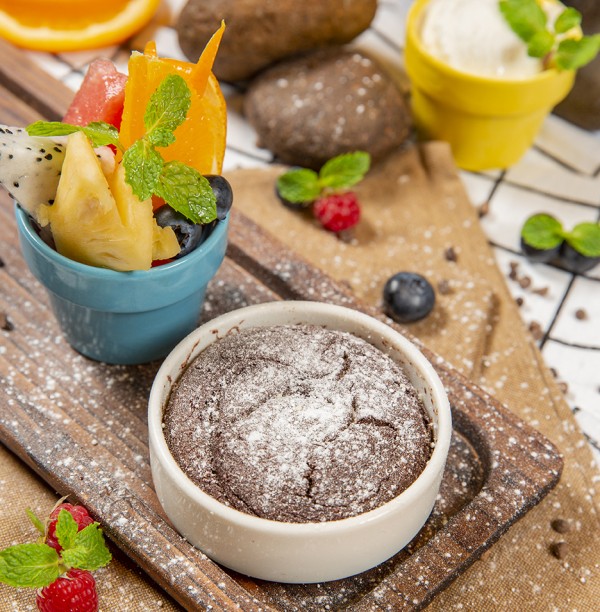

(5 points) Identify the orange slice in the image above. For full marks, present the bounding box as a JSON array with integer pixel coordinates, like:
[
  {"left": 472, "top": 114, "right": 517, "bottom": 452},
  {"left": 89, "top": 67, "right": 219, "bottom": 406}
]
[
  {"left": 0, "top": 0, "right": 160, "bottom": 52},
  {"left": 120, "top": 23, "right": 227, "bottom": 175}
]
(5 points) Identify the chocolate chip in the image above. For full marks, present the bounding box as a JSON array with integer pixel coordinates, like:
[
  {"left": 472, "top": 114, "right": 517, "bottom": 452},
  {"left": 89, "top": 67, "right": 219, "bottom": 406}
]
[
  {"left": 437, "top": 279, "right": 452, "bottom": 295},
  {"left": 516, "top": 297, "right": 524, "bottom": 307},
  {"left": 0, "top": 312, "right": 13, "bottom": 331},
  {"left": 518, "top": 276, "right": 532, "bottom": 289},
  {"left": 558, "top": 381, "right": 569, "bottom": 394},
  {"left": 550, "top": 541, "right": 568, "bottom": 560},
  {"left": 444, "top": 246, "right": 458, "bottom": 262},
  {"left": 551, "top": 519, "right": 571, "bottom": 534},
  {"left": 575, "top": 308, "right": 587, "bottom": 320},
  {"left": 550, "top": 367, "right": 559, "bottom": 378},
  {"left": 0, "top": 256, "right": 4, "bottom": 268},
  {"left": 528, "top": 320, "right": 543, "bottom": 340},
  {"left": 532, "top": 286, "right": 549, "bottom": 297}
]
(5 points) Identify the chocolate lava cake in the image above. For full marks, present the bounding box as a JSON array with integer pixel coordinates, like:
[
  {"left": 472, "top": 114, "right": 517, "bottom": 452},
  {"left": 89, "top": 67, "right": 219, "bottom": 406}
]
[{"left": 163, "top": 325, "right": 433, "bottom": 523}]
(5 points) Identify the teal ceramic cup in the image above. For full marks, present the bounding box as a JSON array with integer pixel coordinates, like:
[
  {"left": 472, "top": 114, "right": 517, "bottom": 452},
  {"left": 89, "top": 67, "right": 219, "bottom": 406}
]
[{"left": 15, "top": 204, "right": 229, "bottom": 365}]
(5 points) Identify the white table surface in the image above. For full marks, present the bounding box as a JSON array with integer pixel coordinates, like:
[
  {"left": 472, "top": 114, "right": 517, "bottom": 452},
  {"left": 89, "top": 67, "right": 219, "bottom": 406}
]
[{"left": 21, "top": 0, "right": 600, "bottom": 467}]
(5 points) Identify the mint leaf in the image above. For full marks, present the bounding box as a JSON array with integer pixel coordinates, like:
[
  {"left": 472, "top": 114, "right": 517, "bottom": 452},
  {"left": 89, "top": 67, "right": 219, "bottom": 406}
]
[
  {"left": 276, "top": 168, "right": 320, "bottom": 204},
  {"left": 555, "top": 7, "right": 581, "bottom": 34},
  {"left": 527, "top": 30, "right": 554, "bottom": 58},
  {"left": 0, "top": 543, "right": 60, "bottom": 588},
  {"left": 147, "top": 127, "right": 176, "bottom": 148},
  {"left": 144, "top": 74, "right": 190, "bottom": 142},
  {"left": 123, "top": 139, "right": 164, "bottom": 201},
  {"left": 156, "top": 161, "right": 217, "bottom": 224},
  {"left": 319, "top": 151, "right": 371, "bottom": 191},
  {"left": 27, "top": 121, "right": 122, "bottom": 150},
  {"left": 555, "top": 35, "right": 600, "bottom": 71},
  {"left": 27, "top": 121, "right": 80, "bottom": 138},
  {"left": 55, "top": 509, "right": 79, "bottom": 552},
  {"left": 276, "top": 151, "right": 371, "bottom": 204},
  {"left": 521, "top": 213, "right": 564, "bottom": 250},
  {"left": 81, "top": 122, "right": 122, "bottom": 150},
  {"left": 565, "top": 222, "right": 600, "bottom": 257},
  {"left": 26, "top": 509, "right": 45, "bottom": 536},
  {"left": 499, "top": 0, "right": 547, "bottom": 42},
  {"left": 61, "top": 524, "right": 112, "bottom": 572}
]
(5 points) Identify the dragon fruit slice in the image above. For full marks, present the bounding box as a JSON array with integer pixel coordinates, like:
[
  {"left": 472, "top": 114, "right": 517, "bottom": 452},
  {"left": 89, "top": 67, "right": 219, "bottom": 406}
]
[
  {"left": 0, "top": 125, "right": 65, "bottom": 220},
  {"left": 0, "top": 124, "right": 115, "bottom": 222}
]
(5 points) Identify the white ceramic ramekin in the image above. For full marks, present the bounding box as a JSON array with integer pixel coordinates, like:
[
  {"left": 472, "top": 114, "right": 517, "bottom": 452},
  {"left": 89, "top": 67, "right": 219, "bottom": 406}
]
[{"left": 148, "top": 301, "right": 451, "bottom": 583}]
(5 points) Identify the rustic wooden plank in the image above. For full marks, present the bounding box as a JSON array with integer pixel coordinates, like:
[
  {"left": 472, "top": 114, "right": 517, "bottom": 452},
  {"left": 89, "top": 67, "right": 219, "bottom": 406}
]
[
  {"left": 0, "top": 45, "right": 563, "bottom": 611},
  {"left": 0, "top": 39, "right": 74, "bottom": 121},
  {"left": 0, "top": 82, "right": 44, "bottom": 127}
]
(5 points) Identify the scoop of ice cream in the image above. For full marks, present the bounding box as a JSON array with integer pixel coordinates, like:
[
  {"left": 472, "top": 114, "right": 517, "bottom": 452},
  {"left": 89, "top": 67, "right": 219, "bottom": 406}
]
[{"left": 420, "top": 0, "right": 561, "bottom": 79}]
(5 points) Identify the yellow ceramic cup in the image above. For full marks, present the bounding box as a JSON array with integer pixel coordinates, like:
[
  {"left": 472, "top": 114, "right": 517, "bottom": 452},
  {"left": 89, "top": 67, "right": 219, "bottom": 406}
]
[{"left": 404, "top": 0, "right": 575, "bottom": 171}]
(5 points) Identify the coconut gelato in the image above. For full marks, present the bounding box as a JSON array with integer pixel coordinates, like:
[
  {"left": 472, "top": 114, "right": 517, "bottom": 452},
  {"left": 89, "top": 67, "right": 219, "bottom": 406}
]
[{"left": 420, "top": 0, "right": 563, "bottom": 79}]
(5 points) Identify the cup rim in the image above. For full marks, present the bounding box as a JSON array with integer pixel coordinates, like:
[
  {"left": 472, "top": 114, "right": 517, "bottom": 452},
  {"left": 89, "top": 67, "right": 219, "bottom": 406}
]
[
  {"left": 406, "top": 0, "right": 573, "bottom": 87},
  {"left": 148, "top": 300, "right": 452, "bottom": 535},
  {"left": 15, "top": 202, "right": 229, "bottom": 279}
]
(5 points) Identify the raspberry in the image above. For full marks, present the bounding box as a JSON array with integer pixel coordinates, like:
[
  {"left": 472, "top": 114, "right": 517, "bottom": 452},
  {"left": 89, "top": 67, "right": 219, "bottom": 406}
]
[
  {"left": 313, "top": 192, "right": 361, "bottom": 232},
  {"left": 36, "top": 569, "right": 98, "bottom": 612},
  {"left": 46, "top": 504, "right": 94, "bottom": 552}
]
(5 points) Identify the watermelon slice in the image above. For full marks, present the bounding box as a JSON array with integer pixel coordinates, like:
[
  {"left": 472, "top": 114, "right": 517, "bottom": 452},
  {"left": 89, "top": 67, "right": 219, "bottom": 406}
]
[{"left": 63, "top": 59, "right": 127, "bottom": 129}]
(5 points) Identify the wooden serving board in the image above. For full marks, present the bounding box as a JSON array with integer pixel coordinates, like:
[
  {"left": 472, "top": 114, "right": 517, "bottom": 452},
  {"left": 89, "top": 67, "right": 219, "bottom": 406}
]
[{"left": 0, "top": 43, "right": 563, "bottom": 610}]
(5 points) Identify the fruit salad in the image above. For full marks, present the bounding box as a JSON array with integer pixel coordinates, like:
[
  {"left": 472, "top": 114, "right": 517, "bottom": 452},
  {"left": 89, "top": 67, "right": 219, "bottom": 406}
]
[{"left": 0, "top": 23, "right": 232, "bottom": 272}]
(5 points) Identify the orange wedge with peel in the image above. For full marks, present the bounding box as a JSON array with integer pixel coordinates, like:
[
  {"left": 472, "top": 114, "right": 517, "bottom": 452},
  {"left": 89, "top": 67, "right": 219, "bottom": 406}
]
[
  {"left": 119, "top": 22, "right": 227, "bottom": 176},
  {"left": 0, "top": 0, "right": 160, "bottom": 52}
]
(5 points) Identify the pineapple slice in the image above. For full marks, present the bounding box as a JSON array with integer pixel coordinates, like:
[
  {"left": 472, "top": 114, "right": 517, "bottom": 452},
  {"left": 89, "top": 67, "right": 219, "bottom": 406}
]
[
  {"left": 41, "top": 131, "right": 178, "bottom": 271},
  {"left": 152, "top": 223, "right": 181, "bottom": 261}
]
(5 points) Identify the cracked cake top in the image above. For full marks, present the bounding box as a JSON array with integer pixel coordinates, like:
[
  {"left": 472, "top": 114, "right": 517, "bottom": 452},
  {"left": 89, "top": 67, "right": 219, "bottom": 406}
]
[{"left": 163, "top": 324, "right": 433, "bottom": 523}]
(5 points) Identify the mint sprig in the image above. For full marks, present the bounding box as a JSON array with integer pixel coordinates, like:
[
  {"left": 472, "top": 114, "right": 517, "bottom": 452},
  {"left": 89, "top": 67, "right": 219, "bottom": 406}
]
[
  {"left": 521, "top": 213, "right": 600, "bottom": 257},
  {"left": 0, "top": 507, "right": 112, "bottom": 589},
  {"left": 499, "top": 0, "right": 600, "bottom": 71},
  {"left": 276, "top": 151, "right": 371, "bottom": 205},
  {"left": 26, "top": 74, "right": 216, "bottom": 225}
]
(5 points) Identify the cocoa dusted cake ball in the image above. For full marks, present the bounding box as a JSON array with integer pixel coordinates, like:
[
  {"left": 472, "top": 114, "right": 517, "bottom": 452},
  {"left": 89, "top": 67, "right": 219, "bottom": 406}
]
[
  {"left": 244, "top": 48, "right": 412, "bottom": 170},
  {"left": 176, "top": 0, "right": 377, "bottom": 82},
  {"left": 163, "top": 325, "right": 433, "bottom": 523}
]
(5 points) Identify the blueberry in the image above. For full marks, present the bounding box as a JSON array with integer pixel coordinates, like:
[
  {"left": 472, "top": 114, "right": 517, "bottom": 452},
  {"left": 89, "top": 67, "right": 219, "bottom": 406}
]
[
  {"left": 383, "top": 272, "right": 435, "bottom": 323},
  {"left": 205, "top": 175, "right": 233, "bottom": 220},
  {"left": 558, "top": 242, "right": 600, "bottom": 274},
  {"left": 154, "top": 206, "right": 204, "bottom": 258},
  {"left": 520, "top": 237, "right": 562, "bottom": 263}
]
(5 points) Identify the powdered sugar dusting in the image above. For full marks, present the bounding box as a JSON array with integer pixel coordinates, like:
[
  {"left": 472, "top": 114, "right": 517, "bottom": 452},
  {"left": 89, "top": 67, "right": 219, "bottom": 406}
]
[{"left": 164, "top": 325, "right": 432, "bottom": 522}]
